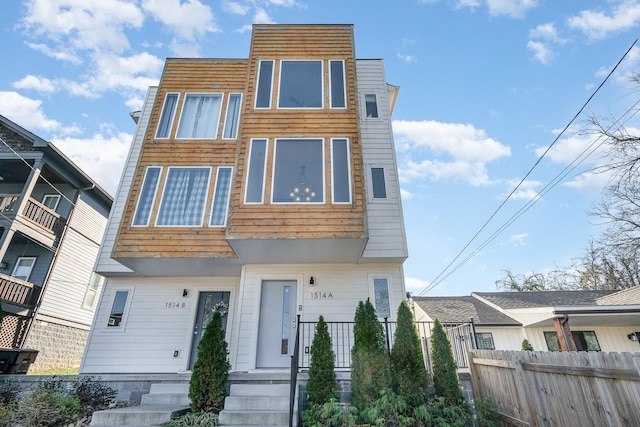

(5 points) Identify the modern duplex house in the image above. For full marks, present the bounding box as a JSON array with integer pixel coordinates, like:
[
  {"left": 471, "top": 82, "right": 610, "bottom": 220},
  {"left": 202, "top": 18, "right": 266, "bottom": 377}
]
[
  {"left": 81, "top": 24, "right": 407, "bottom": 385},
  {"left": 0, "top": 114, "right": 112, "bottom": 372}
]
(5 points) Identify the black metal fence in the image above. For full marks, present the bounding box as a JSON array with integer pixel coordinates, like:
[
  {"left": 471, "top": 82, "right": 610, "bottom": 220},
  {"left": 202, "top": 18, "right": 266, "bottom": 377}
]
[{"left": 297, "top": 319, "right": 476, "bottom": 372}]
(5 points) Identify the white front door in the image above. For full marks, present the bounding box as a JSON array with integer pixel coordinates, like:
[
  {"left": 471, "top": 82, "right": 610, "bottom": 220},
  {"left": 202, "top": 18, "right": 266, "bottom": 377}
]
[{"left": 256, "top": 280, "right": 297, "bottom": 368}]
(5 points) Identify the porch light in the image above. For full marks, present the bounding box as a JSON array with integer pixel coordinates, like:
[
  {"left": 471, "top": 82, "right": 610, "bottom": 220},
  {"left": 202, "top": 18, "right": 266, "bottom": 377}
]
[
  {"left": 289, "top": 166, "right": 316, "bottom": 202},
  {"left": 628, "top": 332, "right": 640, "bottom": 341},
  {"left": 309, "top": 276, "right": 315, "bottom": 285}
]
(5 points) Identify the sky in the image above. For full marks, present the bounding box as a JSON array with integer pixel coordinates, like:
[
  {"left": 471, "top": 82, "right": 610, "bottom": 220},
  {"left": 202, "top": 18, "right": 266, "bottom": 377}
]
[{"left": 2, "top": 0, "right": 640, "bottom": 297}]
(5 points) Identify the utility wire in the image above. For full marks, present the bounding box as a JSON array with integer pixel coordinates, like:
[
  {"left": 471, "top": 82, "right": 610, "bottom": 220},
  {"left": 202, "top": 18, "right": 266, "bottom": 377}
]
[{"left": 418, "top": 39, "right": 638, "bottom": 296}]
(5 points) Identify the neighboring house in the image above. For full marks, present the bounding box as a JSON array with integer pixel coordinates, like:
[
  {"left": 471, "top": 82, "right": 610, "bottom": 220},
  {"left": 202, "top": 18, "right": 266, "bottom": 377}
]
[
  {"left": 413, "top": 288, "right": 640, "bottom": 353},
  {"left": 81, "top": 24, "right": 408, "bottom": 375},
  {"left": 0, "top": 114, "right": 113, "bottom": 372}
]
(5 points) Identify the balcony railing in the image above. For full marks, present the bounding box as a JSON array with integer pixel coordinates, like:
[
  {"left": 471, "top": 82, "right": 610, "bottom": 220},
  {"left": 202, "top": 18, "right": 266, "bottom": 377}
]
[
  {"left": 0, "top": 194, "right": 19, "bottom": 213},
  {"left": 21, "top": 198, "right": 63, "bottom": 234},
  {"left": 0, "top": 273, "right": 37, "bottom": 307}
]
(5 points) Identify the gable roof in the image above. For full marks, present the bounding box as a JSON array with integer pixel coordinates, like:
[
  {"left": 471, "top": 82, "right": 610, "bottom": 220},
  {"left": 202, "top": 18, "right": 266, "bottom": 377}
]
[
  {"left": 412, "top": 296, "right": 521, "bottom": 326},
  {"left": 596, "top": 286, "right": 640, "bottom": 306},
  {"left": 473, "top": 290, "right": 616, "bottom": 309}
]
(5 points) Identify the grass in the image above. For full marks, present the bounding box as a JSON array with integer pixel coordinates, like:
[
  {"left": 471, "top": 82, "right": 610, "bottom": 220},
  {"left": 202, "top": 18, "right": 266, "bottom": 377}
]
[{"left": 27, "top": 367, "right": 79, "bottom": 376}]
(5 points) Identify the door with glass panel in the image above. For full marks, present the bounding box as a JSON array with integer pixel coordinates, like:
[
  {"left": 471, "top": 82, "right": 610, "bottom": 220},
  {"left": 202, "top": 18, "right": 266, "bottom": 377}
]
[
  {"left": 189, "top": 291, "right": 230, "bottom": 370},
  {"left": 256, "top": 280, "right": 297, "bottom": 368}
]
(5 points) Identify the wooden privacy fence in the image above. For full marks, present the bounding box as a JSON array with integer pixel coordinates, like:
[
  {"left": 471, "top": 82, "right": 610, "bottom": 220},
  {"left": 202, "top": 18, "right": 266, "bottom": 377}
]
[{"left": 469, "top": 350, "right": 640, "bottom": 427}]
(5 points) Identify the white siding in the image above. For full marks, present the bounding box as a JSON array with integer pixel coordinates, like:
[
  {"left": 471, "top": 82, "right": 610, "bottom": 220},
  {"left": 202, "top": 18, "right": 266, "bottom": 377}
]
[
  {"left": 526, "top": 325, "right": 640, "bottom": 353},
  {"left": 476, "top": 327, "right": 525, "bottom": 351},
  {"left": 37, "top": 196, "right": 108, "bottom": 326},
  {"left": 356, "top": 60, "right": 408, "bottom": 260},
  {"left": 94, "top": 87, "right": 158, "bottom": 275},
  {"left": 81, "top": 276, "right": 240, "bottom": 374}
]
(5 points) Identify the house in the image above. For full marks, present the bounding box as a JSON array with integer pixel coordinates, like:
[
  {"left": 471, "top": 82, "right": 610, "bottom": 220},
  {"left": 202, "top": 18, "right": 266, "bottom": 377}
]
[
  {"left": 0, "top": 114, "right": 113, "bottom": 372},
  {"left": 413, "top": 288, "right": 640, "bottom": 353},
  {"left": 81, "top": 24, "right": 407, "bottom": 381}
]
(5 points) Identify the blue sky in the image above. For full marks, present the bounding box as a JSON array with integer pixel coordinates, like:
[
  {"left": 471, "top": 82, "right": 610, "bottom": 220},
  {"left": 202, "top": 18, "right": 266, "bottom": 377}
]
[{"left": 2, "top": 0, "right": 640, "bottom": 296}]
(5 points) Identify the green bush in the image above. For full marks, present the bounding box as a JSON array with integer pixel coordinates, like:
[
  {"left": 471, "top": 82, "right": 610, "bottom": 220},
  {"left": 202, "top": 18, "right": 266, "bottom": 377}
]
[
  {"left": 418, "top": 396, "right": 471, "bottom": 426},
  {"left": 522, "top": 338, "right": 534, "bottom": 351},
  {"left": 475, "top": 395, "right": 500, "bottom": 427},
  {"left": 72, "top": 376, "right": 117, "bottom": 414},
  {"left": 13, "top": 387, "right": 81, "bottom": 427},
  {"left": 161, "top": 411, "right": 219, "bottom": 426},
  {"left": 358, "top": 389, "right": 415, "bottom": 427},
  {"left": 306, "top": 315, "right": 338, "bottom": 405},
  {"left": 301, "top": 400, "right": 359, "bottom": 427},
  {"left": 0, "top": 380, "right": 20, "bottom": 405},
  {"left": 350, "top": 299, "right": 391, "bottom": 410},
  {"left": 390, "top": 300, "right": 431, "bottom": 406},
  {"left": 189, "top": 310, "right": 230, "bottom": 413},
  {"left": 430, "top": 319, "right": 464, "bottom": 406}
]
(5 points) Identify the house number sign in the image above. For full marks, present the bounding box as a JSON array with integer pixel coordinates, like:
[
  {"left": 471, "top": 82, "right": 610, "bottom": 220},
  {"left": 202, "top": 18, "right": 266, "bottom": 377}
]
[
  {"left": 164, "top": 301, "right": 187, "bottom": 308},
  {"left": 310, "top": 291, "right": 334, "bottom": 299}
]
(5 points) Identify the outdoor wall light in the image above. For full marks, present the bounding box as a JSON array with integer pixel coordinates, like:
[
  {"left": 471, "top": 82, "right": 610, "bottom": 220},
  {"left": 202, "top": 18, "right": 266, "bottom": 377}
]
[
  {"left": 182, "top": 289, "right": 189, "bottom": 297},
  {"left": 627, "top": 332, "right": 640, "bottom": 341},
  {"left": 309, "top": 276, "right": 315, "bottom": 286}
]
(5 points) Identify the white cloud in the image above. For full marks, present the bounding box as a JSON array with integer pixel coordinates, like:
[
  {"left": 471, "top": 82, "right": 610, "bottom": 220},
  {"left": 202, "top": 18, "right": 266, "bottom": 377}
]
[
  {"left": 405, "top": 277, "right": 430, "bottom": 296},
  {"left": 224, "top": 1, "right": 251, "bottom": 15},
  {"left": 401, "top": 158, "right": 492, "bottom": 186},
  {"left": 486, "top": 0, "right": 538, "bottom": 18},
  {"left": 501, "top": 179, "right": 542, "bottom": 200},
  {"left": 142, "top": 0, "right": 220, "bottom": 41},
  {"left": 534, "top": 131, "right": 605, "bottom": 165},
  {"left": 455, "top": 0, "right": 480, "bottom": 10},
  {"left": 564, "top": 170, "right": 612, "bottom": 194},
  {"left": 529, "top": 23, "right": 563, "bottom": 42},
  {"left": 0, "top": 91, "right": 61, "bottom": 133},
  {"left": 527, "top": 40, "right": 554, "bottom": 64},
  {"left": 254, "top": 8, "right": 275, "bottom": 24},
  {"left": 397, "top": 53, "right": 417, "bottom": 63},
  {"left": 507, "top": 233, "right": 528, "bottom": 246},
  {"left": 25, "top": 42, "right": 81, "bottom": 64},
  {"left": 13, "top": 75, "right": 57, "bottom": 93},
  {"left": 568, "top": 1, "right": 640, "bottom": 40}
]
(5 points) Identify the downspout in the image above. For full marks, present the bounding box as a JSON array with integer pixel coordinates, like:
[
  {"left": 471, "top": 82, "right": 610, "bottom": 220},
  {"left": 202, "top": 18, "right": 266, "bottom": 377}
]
[{"left": 560, "top": 314, "right": 573, "bottom": 351}]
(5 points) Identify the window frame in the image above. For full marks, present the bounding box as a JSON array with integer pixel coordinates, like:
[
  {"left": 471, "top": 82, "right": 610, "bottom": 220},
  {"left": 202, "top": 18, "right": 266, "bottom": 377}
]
[
  {"left": 370, "top": 166, "right": 388, "bottom": 200},
  {"left": 364, "top": 93, "right": 379, "bottom": 119},
  {"left": 369, "top": 275, "right": 392, "bottom": 319},
  {"left": 155, "top": 92, "right": 180, "bottom": 139},
  {"left": 222, "top": 93, "right": 242, "bottom": 139},
  {"left": 106, "top": 288, "right": 133, "bottom": 331},
  {"left": 544, "top": 331, "right": 562, "bottom": 351},
  {"left": 277, "top": 60, "right": 324, "bottom": 110},
  {"left": 175, "top": 93, "right": 223, "bottom": 140},
  {"left": 82, "top": 272, "right": 103, "bottom": 310},
  {"left": 12, "top": 256, "right": 37, "bottom": 282},
  {"left": 255, "top": 60, "right": 274, "bottom": 109},
  {"left": 475, "top": 332, "right": 495, "bottom": 350},
  {"left": 572, "top": 330, "right": 601, "bottom": 352},
  {"left": 42, "top": 194, "right": 61, "bottom": 211},
  {"left": 331, "top": 138, "right": 352, "bottom": 204},
  {"left": 132, "top": 166, "right": 162, "bottom": 227},
  {"left": 209, "top": 166, "right": 233, "bottom": 227},
  {"left": 271, "top": 138, "right": 325, "bottom": 204},
  {"left": 244, "top": 139, "right": 268, "bottom": 204},
  {"left": 155, "top": 166, "right": 212, "bottom": 227},
  {"left": 329, "top": 60, "right": 347, "bottom": 109}
]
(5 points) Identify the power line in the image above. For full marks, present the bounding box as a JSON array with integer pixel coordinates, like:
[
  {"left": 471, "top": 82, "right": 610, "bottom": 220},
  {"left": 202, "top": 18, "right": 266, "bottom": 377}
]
[{"left": 418, "top": 39, "right": 638, "bottom": 296}]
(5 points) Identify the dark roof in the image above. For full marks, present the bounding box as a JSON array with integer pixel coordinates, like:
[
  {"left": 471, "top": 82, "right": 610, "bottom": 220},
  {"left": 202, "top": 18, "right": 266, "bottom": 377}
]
[
  {"left": 473, "top": 290, "right": 617, "bottom": 309},
  {"left": 412, "top": 296, "right": 521, "bottom": 326}
]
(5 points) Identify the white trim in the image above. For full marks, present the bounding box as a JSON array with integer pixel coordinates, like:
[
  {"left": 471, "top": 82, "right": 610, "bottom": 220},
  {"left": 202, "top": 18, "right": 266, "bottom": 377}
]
[
  {"left": 222, "top": 93, "right": 243, "bottom": 139},
  {"left": 155, "top": 92, "right": 180, "bottom": 139},
  {"left": 244, "top": 139, "right": 268, "bottom": 204},
  {"left": 329, "top": 60, "right": 347, "bottom": 109},
  {"left": 12, "top": 256, "right": 37, "bottom": 282},
  {"left": 368, "top": 274, "right": 393, "bottom": 320},
  {"left": 277, "top": 60, "right": 324, "bottom": 110},
  {"left": 271, "top": 138, "right": 325, "bottom": 204},
  {"left": 131, "top": 166, "right": 162, "bottom": 227},
  {"left": 105, "top": 287, "right": 134, "bottom": 333},
  {"left": 82, "top": 272, "right": 104, "bottom": 310},
  {"left": 330, "top": 138, "right": 352, "bottom": 204},
  {"left": 41, "top": 194, "right": 61, "bottom": 211},
  {"left": 154, "top": 166, "right": 212, "bottom": 227},
  {"left": 368, "top": 165, "right": 389, "bottom": 202},
  {"left": 363, "top": 93, "right": 380, "bottom": 119},
  {"left": 255, "top": 60, "right": 274, "bottom": 109},
  {"left": 209, "top": 166, "right": 233, "bottom": 227},
  {"left": 175, "top": 93, "right": 224, "bottom": 140}
]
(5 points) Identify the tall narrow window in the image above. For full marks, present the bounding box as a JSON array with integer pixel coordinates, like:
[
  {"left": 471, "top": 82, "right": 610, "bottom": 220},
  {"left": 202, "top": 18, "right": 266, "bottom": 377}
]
[
  {"left": 245, "top": 139, "right": 267, "bottom": 203},
  {"left": 108, "top": 290, "right": 129, "bottom": 327},
  {"left": 156, "top": 167, "right": 211, "bottom": 226},
  {"left": 176, "top": 94, "right": 222, "bottom": 139},
  {"left": 330, "top": 60, "right": 346, "bottom": 108},
  {"left": 278, "top": 60, "right": 323, "bottom": 108},
  {"left": 82, "top": 273, "right": 102, "bottom": 309},
  {"left": 331, "top": 138, "right": 351, "bottom": 203},
  {"left": 223, "top": 93, "right": 242, "bottom": 139},
  {"left": 42, "top": 194, "right": 61, "bottom": 211},
  {"left": 281, "top": 286, "right": 291, "bottom": 354},
  {"left": 132, "top": 166, "right": 162, "bottom": 226},
  {"left": 210, "top": 167, "right": 232, "bottom": 227},
  {"left": 272, "top": 139, "right": 324, "bottom": 203},
  {"left": 365, "top": 94, "right": 379, "bottom": 118},
  {"left": 255, "top": 60, "right": 274, "bottom": 108},
  {"left": 373, "top": 278, "right": 390, "bottom": 318},
  {"left": 12, "top": 257, "right": 36, "bottom": 282},
  {"left": 371, "top": 167, "right": 387, "bottom": 199},
  {"left": 156, "top": 93, "right": 179, "bottom": 138}
]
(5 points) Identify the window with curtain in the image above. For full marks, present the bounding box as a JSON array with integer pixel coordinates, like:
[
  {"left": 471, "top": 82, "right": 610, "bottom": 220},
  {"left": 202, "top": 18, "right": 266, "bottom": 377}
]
[
  {"left": 278, "top": 60, "right": 323, "bottom": 108},
  {"left": 331, "top": 138, "right": 351, "bottom": 203},
  {"left": 245, "top": 139, "right": 267, "bottom": 203},
  {"left": 156, "top": 93, "right": 179, "bottom": 138},
  {"left": 210, "top": 167, "right": 232, "bottom": 227},
  {"left": 330, "top": 60, "right": 346, "bottom": 108},
  {"left": 156, "top": 167, "right": 211, "bottom": 226},
  {"left": 176, "top": 94, "right": 222, "bottom": 139},
  {"left": 132, "top": 166, "right": 162, "bottom": 226},
  {"left": 223, "top": 93, "right": 242, "bottom": 139}
]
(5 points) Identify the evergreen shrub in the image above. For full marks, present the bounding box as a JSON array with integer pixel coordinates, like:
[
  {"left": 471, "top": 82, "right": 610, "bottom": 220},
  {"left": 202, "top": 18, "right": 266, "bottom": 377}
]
[{"left": 306, "top": 315, "right": 338, "bottom": 405}]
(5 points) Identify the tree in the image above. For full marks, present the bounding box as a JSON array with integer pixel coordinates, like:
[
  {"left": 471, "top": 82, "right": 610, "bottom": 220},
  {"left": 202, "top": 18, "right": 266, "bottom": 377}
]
[
  {"left": 189, "top": 310, "right": 230, "bottom": 413},
  {"left": 430, "top": 319, "right": 464, "bottom": 405},
  {"left": 350, "top": 299, "right": 391, "bottom": 410},
  {"left": 390, "top": 300, "right": 430, "bottom": 406},
  {"left": 306, "top": 315, "right": 338, "bottom": 405},
  {"left": 521, "top": 339, "right": 534, "bottom": 351}
]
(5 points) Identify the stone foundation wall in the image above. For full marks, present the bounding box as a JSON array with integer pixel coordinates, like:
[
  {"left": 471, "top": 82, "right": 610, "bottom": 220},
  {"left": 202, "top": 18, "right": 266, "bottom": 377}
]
[{"left": 22, "top": 319, "right": 89, "bottom": 372}]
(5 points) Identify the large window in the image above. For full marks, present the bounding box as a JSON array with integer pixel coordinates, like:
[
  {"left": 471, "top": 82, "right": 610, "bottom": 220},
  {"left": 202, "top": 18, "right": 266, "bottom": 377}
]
[
  {"left": 371, "top": 167, "right": 387, "bottom": 199},
  {"left": 223, "top": 93, "right": 242, "bottom": 139},
  {"left": 176, "top": 94, "right": 222, "bottom": 139},
  {"left": 475, "top": 332, "right": 495, "bottom": 350},
  {"left": 245, "top": 139, "right": 267, "bottom": 203},
  {"left": 278, "top": 60, "right": 323, "bottom": 109},
  {"left": 272, "top": 139, "right": 324, "bottom": 203},
  {"left": 132, "top": 166, "right": 162, "bottom": 226},
  {"left": 12, "top": 257, "right": 36, "bottom": 282},
  {"left": 330, "top": 60, "right": 346, "bottom": 108},
  {"left": 255, "top": 60, "right": 274, "bottom": 108},
  {"left": 372, "top": 277, "right": 391, "bottom": 318},
  {"left": 210, "top": 167, "right": 232, "bottom": 227},
  {"left": 156, "top": 93, "right": 179, "bottom": 138},
  {"left": 156, "top": 167, "right": 211, "bottom": 226},
  {"left": 331, "top": 138, "right": 351, "bottom": 203},
  {"left": 544, "top": 330, "right": 601, "bottom": 352}
]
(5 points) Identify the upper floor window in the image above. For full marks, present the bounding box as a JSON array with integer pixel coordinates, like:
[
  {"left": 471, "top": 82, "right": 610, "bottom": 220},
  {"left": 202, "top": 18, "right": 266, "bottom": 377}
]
[
  {"left": 223, "top": 93, "right": 242, "bottom": 139},
  {"left": 255, "top": 60, "right": 274, "bottom": 109},
  {"left": 12, "top": 257, "right": 36, "bottom": 282},
  {"left": 245, "top": 139, "right": 268, "bottom": 204},
  {"left": 371, "top": 167, "right": 387, "bottom": 199},
  {"left": 365, "top": 94, "right": 379, "bottom": 118},
  {"left": 156, "top": 93, "right": 179, "bottom": 138},
  {"left": 210, "top": 167, "right": 233, "bottom": 227},
  {"left": 330, "top": 60, "right": 346, "bottom": 109},
  {"left": 156, "top": 167, "right": 211, "bottom": 226},
  {"left": 272, "top": 139, "right": 324, "bottom": 203},
  {"left": 42, "top": 194, "right": 61, "bottom": 211},
  {"left": 132, "top": 167, "right": 162, "bottom": 226},
  {"left": 331, "top": 138, "right": 351, "bottom": 203},
  {"left": 176, "top": 94, "right": 222, "bottom": 139},
  {"left": 278, "top": 60, "right": 323, "bottom": 109},
  {"left": 82, "top": 273, "right": 102, "bottom": 310}
]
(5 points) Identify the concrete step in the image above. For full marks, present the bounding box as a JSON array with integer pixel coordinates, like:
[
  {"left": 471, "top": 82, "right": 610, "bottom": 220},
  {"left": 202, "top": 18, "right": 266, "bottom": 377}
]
[
  {"left": 229, "top": 383, "right": 289, "bottom": 397},
  {"left": 90, "top": 405, "right": 189, "bottom": 426},
  {"left": 224, "top": 395, "right": 289, "bottom": 410},
  {"left": 149, "top": 382, "right": 190, "bottom": 394},
  {"left": 218, "top": 409, "right": 288, "bottom": 425}
]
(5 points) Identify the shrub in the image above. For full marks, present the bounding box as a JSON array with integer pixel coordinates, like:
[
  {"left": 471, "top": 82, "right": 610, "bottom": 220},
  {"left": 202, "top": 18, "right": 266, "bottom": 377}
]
[
  {"left": 161, "top": 411, "right": 219, "bottom": 426},
  {"left": 522, "top": 338, "right": 534, "bottom": 351},
  {"left": 417, "top": 396, "right": 471, "bottom": 427},
  {"left": 306, "top": 315, "right": 338, "bottom": 405},
  {"left": 301, "top": 400, "right": 359, "bottom": 427},
  {"left": 13, "top": 387, "right": 81, "bottom": 427},
  {"left": 0, "top": 380, "right": 20, "bottom": 405},
  {"left": 430, "top": 319, "right": 464, "bottom": 405},
  {"left": 390, "top": 300, "right": 431, "bottom": 406},
  {"left": 474, "top": 395, "right": 500, "bottom": 427},
  {"left": 72, "top": 376, "right": 117, "bottom": 414},
  {"left": 358, "top": 389, "right": 415, "bottom": 427},
  {"left": 350, "top": 299, "right": 391, "bottom": 410},
  {"left": 189, "top": 310, "right": 230, "bottom": 413}
]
